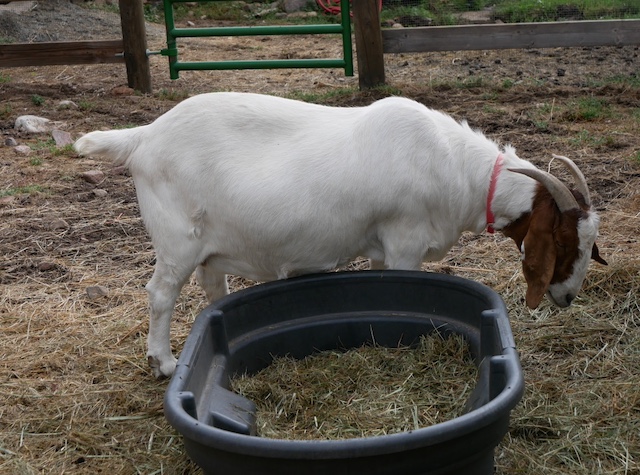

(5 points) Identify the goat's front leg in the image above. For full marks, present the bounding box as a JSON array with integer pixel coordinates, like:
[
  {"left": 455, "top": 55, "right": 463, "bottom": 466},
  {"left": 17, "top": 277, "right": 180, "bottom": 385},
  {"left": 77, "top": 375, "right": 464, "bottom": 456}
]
[{"left": 145, "top": 262, "right": 191, "bottom": 378}]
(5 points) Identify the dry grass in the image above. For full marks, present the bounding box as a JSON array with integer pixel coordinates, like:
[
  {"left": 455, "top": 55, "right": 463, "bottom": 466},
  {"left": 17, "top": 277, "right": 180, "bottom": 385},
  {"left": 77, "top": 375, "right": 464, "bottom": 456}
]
[
  {"left": 231, "top": 334, "right": 476, "bottom": 440},
  {"left": 1, "top": 39, "right": 640, "bottom": 475}
]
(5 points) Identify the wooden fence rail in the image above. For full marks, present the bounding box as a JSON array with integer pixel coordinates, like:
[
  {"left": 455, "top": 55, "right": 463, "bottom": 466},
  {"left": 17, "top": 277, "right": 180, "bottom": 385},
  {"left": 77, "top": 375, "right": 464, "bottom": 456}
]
[
  {"left": 0, "top": 40, "right": 125, "bottom": 67},
  {"left": 1, "top": 0, "right": 638, "bottom": 92},
  {"left": 0, "top": 0, "right": 151, "bottom": 93},
  {"left": 354, "top": 3, "right": 640, "bottom": 89},
  {"left": 383, "top": 19, "right": 640, "bottom": 53}
]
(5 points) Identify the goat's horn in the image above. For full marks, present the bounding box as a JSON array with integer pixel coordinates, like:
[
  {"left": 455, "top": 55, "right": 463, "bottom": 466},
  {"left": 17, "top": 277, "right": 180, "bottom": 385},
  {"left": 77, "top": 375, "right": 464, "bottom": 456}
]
[
  {"left": 508, "top": 167, "right": 579, "bottom": 212},
  {"left": 552, "top": 154, "right": 591, "bottom": 206}
]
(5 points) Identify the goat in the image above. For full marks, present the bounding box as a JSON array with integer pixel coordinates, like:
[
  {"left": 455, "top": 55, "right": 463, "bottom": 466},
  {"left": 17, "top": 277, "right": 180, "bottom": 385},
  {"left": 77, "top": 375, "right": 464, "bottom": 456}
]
[{"left": 74, "top": 92, "right": 606, "bottom": 378}]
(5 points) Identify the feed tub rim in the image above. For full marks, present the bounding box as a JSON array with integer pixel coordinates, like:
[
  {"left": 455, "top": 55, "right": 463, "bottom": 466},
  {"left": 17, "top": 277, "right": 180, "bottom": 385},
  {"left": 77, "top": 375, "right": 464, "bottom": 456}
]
[{"left": 164, "top": 270, "right": 524, "bottom": 459}]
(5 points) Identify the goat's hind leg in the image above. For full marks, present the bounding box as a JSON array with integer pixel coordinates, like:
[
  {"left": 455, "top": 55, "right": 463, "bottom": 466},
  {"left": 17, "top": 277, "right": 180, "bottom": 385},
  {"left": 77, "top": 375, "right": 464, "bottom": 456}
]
[{"left": 145, "top": 259, "right": 193, "bottom": 378}]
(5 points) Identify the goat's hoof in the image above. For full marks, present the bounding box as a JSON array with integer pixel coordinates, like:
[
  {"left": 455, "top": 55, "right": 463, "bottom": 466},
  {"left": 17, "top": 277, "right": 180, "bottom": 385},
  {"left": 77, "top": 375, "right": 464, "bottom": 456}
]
[{"left": 147, "top": 354, "right": 177, "bottom": 379}]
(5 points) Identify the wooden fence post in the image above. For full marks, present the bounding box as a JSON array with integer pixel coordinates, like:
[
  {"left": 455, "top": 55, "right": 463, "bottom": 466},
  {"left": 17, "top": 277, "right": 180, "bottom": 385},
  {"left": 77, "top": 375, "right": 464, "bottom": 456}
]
[
  {"left": 119, "top": 0, "right": 152, "bottom": 93},
  {"left": 352, "top": 0, "right": 385, "bottom": 89}
]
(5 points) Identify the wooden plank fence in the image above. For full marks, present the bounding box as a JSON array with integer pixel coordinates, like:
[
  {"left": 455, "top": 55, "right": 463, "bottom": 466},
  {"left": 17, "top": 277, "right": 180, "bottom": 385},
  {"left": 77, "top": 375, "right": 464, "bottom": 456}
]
[
  {"left": 1, "top": 0, "right": 638, "bottom": 92},
  {"left": 354, "top": 4, "right": 640, "bottom": 89},
  {"left": 0, "top": 0, "right": 151, "bottom": 93},
  {"left": 383, "top": 19, "right": 640, "bottom": 53}
]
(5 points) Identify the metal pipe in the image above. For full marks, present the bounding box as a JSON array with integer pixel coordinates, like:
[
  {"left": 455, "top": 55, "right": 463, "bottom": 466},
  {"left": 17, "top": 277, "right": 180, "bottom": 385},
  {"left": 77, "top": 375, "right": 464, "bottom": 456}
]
[{"left": 162, "top": 0, "right": 353, "bottom": 79}]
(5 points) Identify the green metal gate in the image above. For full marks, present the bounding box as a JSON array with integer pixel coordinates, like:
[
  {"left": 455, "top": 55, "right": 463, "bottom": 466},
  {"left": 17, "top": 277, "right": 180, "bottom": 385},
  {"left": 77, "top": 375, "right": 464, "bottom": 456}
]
[{"left": 161, "top": 0, "right": 353, "bottom": 79}]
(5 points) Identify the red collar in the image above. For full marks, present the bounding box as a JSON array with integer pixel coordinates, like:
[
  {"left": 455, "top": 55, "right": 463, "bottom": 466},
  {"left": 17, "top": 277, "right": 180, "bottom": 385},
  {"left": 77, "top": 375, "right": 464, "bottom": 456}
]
[{"left": 486, "top": 153, "right": 504, "bottom": 234}]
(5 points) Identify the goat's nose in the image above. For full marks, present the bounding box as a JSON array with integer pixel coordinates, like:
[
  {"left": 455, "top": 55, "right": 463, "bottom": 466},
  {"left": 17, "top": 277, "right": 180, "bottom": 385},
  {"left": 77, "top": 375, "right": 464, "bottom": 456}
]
[{"left": 565, "top": 294, "right": 575, "bottom": 306}]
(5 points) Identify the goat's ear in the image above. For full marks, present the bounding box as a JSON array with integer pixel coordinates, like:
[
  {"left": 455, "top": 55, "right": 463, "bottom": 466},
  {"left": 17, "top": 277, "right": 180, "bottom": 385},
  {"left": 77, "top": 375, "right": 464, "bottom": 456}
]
[
  {"left": 521, "top": 211, "right": 557, "bottom": 309},
  {"left": 592, "top": 242, "right": 608, "bottom": 265}
]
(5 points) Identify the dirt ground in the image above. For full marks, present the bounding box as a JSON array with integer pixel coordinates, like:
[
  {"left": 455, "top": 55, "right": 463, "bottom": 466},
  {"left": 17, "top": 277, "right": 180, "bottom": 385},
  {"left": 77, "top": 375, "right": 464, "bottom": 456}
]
[{"left": 1, "top": 1, "right": 640, "bottom": 474}]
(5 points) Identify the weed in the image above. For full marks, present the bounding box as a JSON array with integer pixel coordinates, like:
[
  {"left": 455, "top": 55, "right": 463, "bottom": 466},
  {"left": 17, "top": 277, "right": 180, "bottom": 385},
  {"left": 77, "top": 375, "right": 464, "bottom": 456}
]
[
  {"left": 171, "top": 1, "right": 250, "bottom": 23},
  {"left": 78, "top": 100, "right": 95, "bottom": 111},
  {"left": 29, "top": 157, "right": 43, "bottom": 166},
  {"left": 501, "top": 79, "right": 515, "bottom": 90},
  {"left": 0, "top": 73, "right": 10, "bottom": 84},
  {"left": 533, "top": 119, "right": 549, "bottom": 131},
  {"left": 458, "top": 76, "right": 485, "bottom": 89},
  {"left": 0, "top": 185, "right": 46, "bottom": 198},
  {"left": 494, "top": 0, "right": 640, "bottom": 23},
  {"left": 569, "top": 130, "right": 617, "bottom": 149},
  {"left": 30, "top": 94, "right": 45, "bottom": 106},
  {"left": 0, "top": 103, "right": 12, "bottom": 119},
  {"left": 32, "top": 138, "right": 56, "bottom": 151},
  {"left": 482, "top": 104, "right": 503, "bottom": 115},
  {"left": 285, "top": 87, "right": 360, "bottom": 104},
  {"left": 156, "top": 88, "right": 191, "bottom": 101},
  {"left": 51, "top": 144, "right": 75, "bottom": 157},
  {"left": 481, "top": 91, "right": 499, "bottom": 101},
  {"left": 565, "top": 97, "right": 611, "bottom": 121}
]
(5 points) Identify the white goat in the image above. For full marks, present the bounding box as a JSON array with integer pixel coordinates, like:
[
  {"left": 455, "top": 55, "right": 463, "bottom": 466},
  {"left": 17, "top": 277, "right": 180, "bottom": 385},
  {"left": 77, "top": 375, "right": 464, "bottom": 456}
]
[{"left": 74, "top": 92, "right": 606, "bottom": 378}]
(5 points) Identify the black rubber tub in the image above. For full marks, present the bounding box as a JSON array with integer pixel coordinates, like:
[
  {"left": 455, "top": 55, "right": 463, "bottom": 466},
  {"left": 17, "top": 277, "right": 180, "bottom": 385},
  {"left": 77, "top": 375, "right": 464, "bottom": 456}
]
[{"left": 164, "top": 270, "right": 524, "bottom": 475}]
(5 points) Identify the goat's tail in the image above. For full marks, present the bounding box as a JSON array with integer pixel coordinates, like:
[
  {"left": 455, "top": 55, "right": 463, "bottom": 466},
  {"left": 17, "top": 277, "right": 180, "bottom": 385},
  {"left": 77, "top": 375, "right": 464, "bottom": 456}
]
[{"left": 74, "top": 128, "right": 143, "bottom": 167}]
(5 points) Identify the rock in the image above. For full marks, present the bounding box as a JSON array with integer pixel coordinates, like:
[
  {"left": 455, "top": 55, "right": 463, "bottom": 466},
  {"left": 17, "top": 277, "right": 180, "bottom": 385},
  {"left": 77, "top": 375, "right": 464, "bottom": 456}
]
[
  {"left": 5, "top": 137, "right": 18, "bottom": 146},
  {"left": 49, "top": 218, "right": 70, "bottom": 230},
  {"left": 80, "top": 170, "right": 105, "bottom": 184},
  {"left": 283, "top": 0, "right": 314, "bottom": 13},
  {"left": 86, "top": 285, "right": 109, "bottom": 299},
  {"left": 92, "top": 189, "right": 108, "bottom": 198},
  {"left": 15, "top": 115, "right": 51, "bottom": 133},
  {"left": 0, "top": 195, "right": 16, "bottom": 206},
  {"left": 58, "top": 100, "right": 78, "bottom": 109},
  {"left": 14, "top": 145, "right": 32, "bottom": 156},
  {"left": 38, "top": 262, "right": 57, "bottom": 271},
  {"left": 52, "top": 129, "right": 74, "bottom": 147},
  {"left": 111, "top": 86, "right": 135, "bottom": 96},
  {"left": 111, "top": 165, "right": 129, "bottom": 176},
  {"left": 455, "top": 7, "right": 494, "bottom": 24},
  {"left": 286, "top": 11, "right": 317, "bottom": 18},
  {"left": 254, "top": 6, "right": 279, "bottom": 17}
]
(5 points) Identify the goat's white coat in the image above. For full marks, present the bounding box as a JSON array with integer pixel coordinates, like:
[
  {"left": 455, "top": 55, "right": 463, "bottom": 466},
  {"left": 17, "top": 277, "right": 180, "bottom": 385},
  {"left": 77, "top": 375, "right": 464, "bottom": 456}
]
[{"left": 74, "top": 92, "right": 596, "bottom": 377}]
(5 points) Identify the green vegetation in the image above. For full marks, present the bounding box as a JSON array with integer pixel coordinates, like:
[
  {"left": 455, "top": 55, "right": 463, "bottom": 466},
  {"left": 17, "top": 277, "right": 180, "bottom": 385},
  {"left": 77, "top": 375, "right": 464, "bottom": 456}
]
[
  {"left": 91, "top": 0, "right": 640, "bottom": 28},
  {"left": 172, "top": 1, "right": 249, "bottom": 23},
  {"left": 30, "top": 94, "right": 45, "bottom": 106},
  {"left": 77, "top": 100, "right": 97, "bottom": 111},
  {"left": 566, "top": 97, "right": 612, "bottom": 121},
  {"left": 0, "top": 185, "right": 46, "bottom": 198},
  {"left": 286, "top": 86, "right": 359, "bottom": 104},
  {"left": 494, "top": 0, "right": 640, "bottom": 23},
  {"left": 0, "top": 103, "right": 12, "bottom": 119},
  {"left": 31, "top": 139, "right": 74, "bottom": 157},
  {"left": 156, "top": 88, "right": 191, "bottom": 101},
  {"left": 51, "top": 144, "right": 76, "bottom": 157},
  {"left": 570, "top": 129, "right": 616, "bottom": 148},
  {"left": 379, "top": 0, "right": 640, "bottom": 25}
]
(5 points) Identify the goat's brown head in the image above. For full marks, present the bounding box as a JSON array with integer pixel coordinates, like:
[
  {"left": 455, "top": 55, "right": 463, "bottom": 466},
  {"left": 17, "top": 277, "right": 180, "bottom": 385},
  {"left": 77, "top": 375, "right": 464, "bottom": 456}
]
[{"left": 506, "top": 155, "right": 607, "bottom": 309}]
